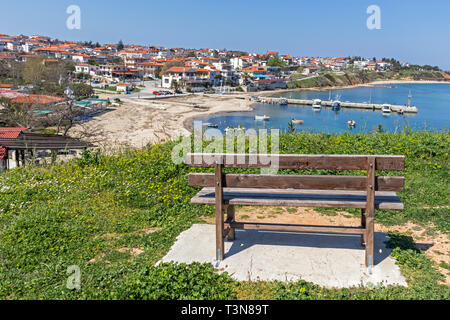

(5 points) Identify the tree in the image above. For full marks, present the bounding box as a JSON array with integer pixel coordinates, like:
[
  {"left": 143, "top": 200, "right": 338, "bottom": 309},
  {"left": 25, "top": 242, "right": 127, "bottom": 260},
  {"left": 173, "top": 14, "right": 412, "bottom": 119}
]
[
  {"left": 22, "top": 57, "right": 46, "bottom": 85},
  {"left": 267, "top": 57, "right": 286, "bottom": 68},
  {"left": 117, "top": 40, "right": 124, "bottom": 51},
  {"left": 0, "top": 97, "right": 37, "bottom": 127},
  {"left": 69, "top": 83, "right": 94, "bottom": 99}
]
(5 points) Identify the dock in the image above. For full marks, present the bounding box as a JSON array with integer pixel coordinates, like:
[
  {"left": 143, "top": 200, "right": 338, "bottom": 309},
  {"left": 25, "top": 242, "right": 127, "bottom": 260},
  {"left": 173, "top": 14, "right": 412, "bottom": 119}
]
[{"left": 257, "top": 97, "right": 418, "bottom": 113}]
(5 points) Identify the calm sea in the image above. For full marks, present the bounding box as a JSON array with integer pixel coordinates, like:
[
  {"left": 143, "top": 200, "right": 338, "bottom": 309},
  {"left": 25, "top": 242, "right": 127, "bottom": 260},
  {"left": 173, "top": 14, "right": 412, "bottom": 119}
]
[{"left": 194, "top": 83, "right": 449, "bottom": 134}]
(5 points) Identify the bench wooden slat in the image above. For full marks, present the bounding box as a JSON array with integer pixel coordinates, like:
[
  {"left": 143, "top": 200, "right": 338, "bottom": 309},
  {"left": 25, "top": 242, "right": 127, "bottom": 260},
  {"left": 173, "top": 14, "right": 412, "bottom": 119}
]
[
  {"left": 191, "top": 187, "right": 404, "bottom": 210},
  {"left": 224, "top": 221, "right": 365, "bottom": 234},
  {"left": 189, "top": 173, "right": 404, "bottom": 191},
  {"left": 186, "top": 154, "right": 405, "bottom": 171}
]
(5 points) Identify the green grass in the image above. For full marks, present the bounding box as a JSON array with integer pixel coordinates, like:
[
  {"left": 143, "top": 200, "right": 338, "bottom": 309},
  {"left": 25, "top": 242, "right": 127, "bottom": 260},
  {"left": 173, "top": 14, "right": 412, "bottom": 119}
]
[{"left": 0, "top": 131, "right": 448, "bottom": 299}]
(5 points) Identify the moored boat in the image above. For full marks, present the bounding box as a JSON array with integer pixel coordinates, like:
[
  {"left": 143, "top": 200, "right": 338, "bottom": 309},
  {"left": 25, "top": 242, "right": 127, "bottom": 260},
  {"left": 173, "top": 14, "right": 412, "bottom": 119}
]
[
  {"left": 382, "top": 104, "right": 392, "bottom": 114},
  {"left": 312, "top": 99, "right": 322, "bottom": 111},
  {"left": 255, "top": 115, "right": 270, "bottom": 121},
  {"left": 291, "top": 119, "right": 304, "bottom": 125},
  {"left": 332, "top": 101, "right": 341, "bottom": 111}
]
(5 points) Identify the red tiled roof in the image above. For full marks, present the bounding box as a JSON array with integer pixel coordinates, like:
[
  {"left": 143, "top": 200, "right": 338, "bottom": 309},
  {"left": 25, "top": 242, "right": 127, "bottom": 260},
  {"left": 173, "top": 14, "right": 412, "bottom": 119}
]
[
  {"left": 11, "top": 95, "right": 65, "bottom": 104},
  {"left": 0, "top": 128, "right": 28, "bottom": 152}
]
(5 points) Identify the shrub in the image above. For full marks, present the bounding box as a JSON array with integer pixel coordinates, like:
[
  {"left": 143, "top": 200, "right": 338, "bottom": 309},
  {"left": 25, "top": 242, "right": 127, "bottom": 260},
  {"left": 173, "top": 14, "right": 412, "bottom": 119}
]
[{"left": 114, "top": 262, "right": 236, "bottom": 300}]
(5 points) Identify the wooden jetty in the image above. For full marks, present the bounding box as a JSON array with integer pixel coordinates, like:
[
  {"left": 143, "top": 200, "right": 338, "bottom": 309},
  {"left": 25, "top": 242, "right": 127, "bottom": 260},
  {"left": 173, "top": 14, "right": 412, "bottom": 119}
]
[{"left": 257, "top": 97, "right": 418, "bottom": 113}]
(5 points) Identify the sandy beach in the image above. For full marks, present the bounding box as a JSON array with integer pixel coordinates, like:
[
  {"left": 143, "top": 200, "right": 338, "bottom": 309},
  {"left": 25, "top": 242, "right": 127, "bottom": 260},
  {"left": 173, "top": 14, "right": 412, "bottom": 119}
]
[{"left": 70, "top": 93, "right": 254, "bottom": 150}]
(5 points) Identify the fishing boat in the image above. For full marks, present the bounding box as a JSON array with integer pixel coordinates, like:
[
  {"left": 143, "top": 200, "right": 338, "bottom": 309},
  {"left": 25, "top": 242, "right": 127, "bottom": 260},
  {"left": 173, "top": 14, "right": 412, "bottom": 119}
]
[
  {"left": 382, "top": 104, "right": 392, "bottom": 114},
  {"left": 312, "top": 99, "right": 322, "bottom": 111},
  {"left": 291, "top": 119, "right": 304, "bottom": 125},
  {"left": 332, "top": 101, "right": 341, "bottom": 111},
  {"left": 280, "top": 99, "right": 288, "bottom": 105},
  {"left": 255, "top": 115, "right": 270, "bottom": 121}
]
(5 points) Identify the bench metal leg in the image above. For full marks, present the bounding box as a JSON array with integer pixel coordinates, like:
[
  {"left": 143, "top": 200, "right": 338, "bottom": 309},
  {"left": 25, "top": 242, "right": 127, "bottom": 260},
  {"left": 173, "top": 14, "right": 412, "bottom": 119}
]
[
  {"left": 361, "top": 209, "right": 366, "bottom": 247},
  {"left": 227, "top": 205, "right": 236, "bottom": 241}
]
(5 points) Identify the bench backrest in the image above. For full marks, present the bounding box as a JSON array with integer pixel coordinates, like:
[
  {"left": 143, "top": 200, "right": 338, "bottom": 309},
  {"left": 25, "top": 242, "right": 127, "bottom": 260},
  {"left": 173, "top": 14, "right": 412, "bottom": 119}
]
[{"left": 187, "top": 153, "right": 405, "bottom": 192}]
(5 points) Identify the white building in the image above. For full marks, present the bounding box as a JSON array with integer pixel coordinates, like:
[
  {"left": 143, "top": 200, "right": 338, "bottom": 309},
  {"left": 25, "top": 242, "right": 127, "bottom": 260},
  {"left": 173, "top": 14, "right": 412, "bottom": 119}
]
[{"left": 75, "top": 64, "right": 99, "bottom": 76}]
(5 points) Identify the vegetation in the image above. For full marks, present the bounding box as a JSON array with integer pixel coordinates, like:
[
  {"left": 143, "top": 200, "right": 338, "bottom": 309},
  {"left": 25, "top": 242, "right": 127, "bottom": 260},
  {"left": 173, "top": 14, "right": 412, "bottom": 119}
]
[
  {"left": 0, "top": 131, "right": 448, "bottom": 299},
  {"left": 267, "top": 57, "right": 286, "bottom": 68},
  {"left": 287, "top": 69, "right": 448, "bottom": 89}
]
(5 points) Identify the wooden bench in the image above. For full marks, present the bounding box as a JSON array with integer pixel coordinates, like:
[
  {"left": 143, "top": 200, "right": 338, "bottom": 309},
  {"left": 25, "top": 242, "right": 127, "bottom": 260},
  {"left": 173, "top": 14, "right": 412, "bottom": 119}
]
[{"left": 187, "top": 153, "right": 405, "bottom": 268}]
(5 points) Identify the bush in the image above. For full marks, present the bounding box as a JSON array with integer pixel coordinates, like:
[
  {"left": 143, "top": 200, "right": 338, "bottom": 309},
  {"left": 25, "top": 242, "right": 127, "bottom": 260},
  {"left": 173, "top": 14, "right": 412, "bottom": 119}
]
[{"left": 114, "top": 262, "right": 236, "bottom": 300}]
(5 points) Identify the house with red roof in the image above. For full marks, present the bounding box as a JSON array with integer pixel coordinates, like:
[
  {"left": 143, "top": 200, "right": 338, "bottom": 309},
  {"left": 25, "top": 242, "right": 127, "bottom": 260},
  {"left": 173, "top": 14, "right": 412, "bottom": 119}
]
[{"left": 0, "top": 127, "right": 28, "bottom": 170}]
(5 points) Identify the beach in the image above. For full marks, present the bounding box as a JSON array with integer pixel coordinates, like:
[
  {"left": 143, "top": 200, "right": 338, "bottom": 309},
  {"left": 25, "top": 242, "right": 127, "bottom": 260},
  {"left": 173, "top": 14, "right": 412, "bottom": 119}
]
[{"left": 70, "top": 93, "right": 254, "bottom": 150}]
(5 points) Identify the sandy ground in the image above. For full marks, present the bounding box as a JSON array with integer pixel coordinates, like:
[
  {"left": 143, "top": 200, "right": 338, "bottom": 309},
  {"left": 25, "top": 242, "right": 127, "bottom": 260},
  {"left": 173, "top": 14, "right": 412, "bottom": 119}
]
[{"left": 201, "top": 207, "right": 450, "bottom": 285}]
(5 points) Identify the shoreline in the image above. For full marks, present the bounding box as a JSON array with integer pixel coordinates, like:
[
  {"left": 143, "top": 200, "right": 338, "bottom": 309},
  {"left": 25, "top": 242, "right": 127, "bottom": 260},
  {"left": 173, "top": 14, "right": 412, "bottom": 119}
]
[{"left": 75, "top": 79, "right": 448, "bottom": 149}]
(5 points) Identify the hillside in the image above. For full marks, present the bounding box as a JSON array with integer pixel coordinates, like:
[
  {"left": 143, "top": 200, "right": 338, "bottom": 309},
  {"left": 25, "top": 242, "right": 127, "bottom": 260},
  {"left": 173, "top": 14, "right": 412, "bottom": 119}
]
[
  {"left": 0, "top": 131, "right": 449, "bottom": 299},
  {"left": 287, "top": 70, "right": 450, "bottom": 89}
]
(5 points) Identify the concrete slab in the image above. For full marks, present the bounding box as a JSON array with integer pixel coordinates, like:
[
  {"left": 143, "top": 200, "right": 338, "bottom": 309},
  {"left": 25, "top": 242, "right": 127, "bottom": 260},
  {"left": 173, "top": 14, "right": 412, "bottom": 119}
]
[{"left": 159, "top": 224, "right": 407, "bottom": 288}]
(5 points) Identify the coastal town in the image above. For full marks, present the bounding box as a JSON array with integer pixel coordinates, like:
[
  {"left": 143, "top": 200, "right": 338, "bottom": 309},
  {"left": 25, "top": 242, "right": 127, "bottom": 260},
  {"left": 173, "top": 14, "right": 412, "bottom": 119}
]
[{"left": 0, "top": 33, "right": 420, "bottom": 94}]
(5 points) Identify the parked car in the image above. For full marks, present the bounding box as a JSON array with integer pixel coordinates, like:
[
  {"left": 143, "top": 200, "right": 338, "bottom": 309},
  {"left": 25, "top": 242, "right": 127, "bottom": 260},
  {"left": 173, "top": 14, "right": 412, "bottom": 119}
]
[
  {"left": 175, "top": 90, "right": 183, "bottom": 94},
  {"left": 153, "top": 91, "right": 162, "bottom": 95},
  {"left": 92, "top": 81, "right": 100, "bottom": 84}
]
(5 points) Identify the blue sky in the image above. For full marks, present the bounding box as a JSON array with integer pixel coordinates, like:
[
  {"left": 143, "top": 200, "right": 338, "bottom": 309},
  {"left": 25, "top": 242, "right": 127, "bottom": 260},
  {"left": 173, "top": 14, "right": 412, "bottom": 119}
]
[{"left": 1, "top": 0, "right": 449, "bottom": 70}]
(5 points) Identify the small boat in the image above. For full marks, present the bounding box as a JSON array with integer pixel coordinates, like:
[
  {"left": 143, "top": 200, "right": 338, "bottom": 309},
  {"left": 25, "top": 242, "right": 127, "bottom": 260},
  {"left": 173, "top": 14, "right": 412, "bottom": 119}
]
[
  {"left": 397, "top": 107, "right": 405, "bottom": 115},
  {"left": 347, "top": 120, "right": 357, "bottom": 128},
  {"left": 291, "top": 119, "right": 304, "bottom": 125},
  {"left": 255, "top": 115, "right": 270, "bottom": 121},
  {"left": 332, "top": 101, "right": 341, "bottom": 111},
  {"left": 382, "top": 104, "right": 392, "bottom": 114},
  {"left": 312, "top": 99, "right": 322, "bottom": 111},
  {"left": 280, "top": 99, "right": 288, "bottom": 105},
  {"left": 206, "top": 123, "right": 218, "bottom": 128}
]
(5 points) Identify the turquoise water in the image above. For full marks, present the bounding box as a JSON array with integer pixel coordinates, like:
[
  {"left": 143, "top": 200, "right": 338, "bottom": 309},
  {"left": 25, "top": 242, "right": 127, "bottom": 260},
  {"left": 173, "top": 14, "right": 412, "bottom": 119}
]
[{"left": 195, "top": 83, "right": 449, "bottom": 134}]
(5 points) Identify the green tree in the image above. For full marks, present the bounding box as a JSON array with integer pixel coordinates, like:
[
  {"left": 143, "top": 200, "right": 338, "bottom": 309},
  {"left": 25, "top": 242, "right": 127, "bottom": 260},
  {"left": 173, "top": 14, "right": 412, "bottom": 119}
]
[
  {"left": 22, "top": 57, "right": 46, "bottom": 85},
  {"left": 117, "top": 40, "right": 124, "bottom": 51},
  {"left": 267, "top": 57, "right": 286, "bottom": 68}
]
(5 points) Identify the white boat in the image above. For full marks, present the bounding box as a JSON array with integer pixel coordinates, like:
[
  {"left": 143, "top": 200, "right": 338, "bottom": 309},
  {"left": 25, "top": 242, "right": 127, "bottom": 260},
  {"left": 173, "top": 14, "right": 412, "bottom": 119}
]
[
  {"left": 332, "top": 101, "right": 341, "bottom": 111},
  {"left": 255, "top": 115, "right": 270, "bottom": 121},
  {"left": 291, "top": 119, "right": 304, "bottom": 125},
  {"left": 280, "top": 99, "right": 288, "bottom": 105},
  {"left": 382, "top": 104, "right": 392, "bottom": 113},
  {"left": 312, "top": 99, "right": 322, "bottom": 111}
]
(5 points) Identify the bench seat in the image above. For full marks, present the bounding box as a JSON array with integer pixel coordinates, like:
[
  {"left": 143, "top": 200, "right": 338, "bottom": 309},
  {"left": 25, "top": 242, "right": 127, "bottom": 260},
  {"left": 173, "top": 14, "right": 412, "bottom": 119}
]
[{"left": 191, "top": 187, "right": 404, "bottom": 210}]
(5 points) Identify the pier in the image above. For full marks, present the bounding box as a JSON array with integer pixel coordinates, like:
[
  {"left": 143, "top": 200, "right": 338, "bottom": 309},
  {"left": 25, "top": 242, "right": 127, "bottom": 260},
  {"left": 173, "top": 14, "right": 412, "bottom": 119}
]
[{"left": 256, "top": 97, "right": 419, "bottom": 113}]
